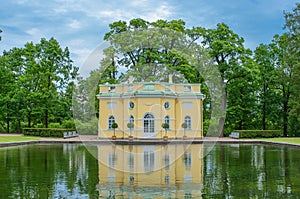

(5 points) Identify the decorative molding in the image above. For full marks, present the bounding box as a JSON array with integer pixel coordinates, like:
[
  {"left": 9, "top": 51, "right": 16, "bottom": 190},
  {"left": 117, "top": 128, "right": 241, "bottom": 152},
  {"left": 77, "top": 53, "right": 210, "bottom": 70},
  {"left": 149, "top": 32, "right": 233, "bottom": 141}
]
[{"left": 143, "top": 103, "right": 154, "bottom": 106}]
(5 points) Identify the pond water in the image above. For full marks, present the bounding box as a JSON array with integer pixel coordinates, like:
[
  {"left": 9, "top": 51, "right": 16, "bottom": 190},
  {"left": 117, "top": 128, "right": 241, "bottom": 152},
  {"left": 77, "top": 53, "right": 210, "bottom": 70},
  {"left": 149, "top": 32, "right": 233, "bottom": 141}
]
[{"left": 0, "top": 143, "right": 299, "bottom": 198}]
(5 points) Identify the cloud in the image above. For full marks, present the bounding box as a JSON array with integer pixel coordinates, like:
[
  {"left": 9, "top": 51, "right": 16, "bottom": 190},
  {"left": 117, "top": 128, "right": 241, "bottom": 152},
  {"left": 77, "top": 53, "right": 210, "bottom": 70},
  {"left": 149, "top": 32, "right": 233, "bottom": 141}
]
[
  {"left": 76, "top": 43, "right": 108, "bottom": 78},
  {"left": 63, "top": 0, "right": 175, "bottom": 23},
  {"left": 53, "top": 7, "right": 68, "bottom": 14},
  {"left": 69, "top": 20, "right": 81, "bottom": 29},
  {"left": 1, "top": 0, "right": 299, "bottom": 72},
  {"left": 25, "top": 28, "right": 46, "bottom": 42}
]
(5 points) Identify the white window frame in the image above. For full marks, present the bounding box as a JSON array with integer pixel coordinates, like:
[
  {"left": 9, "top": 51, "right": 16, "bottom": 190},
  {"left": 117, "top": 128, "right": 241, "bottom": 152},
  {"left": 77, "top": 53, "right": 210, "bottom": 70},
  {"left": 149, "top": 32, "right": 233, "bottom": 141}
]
[
  {"left": 143, "top": 113, "right": 155, "bottom": 135},
  {"left": 129, "top": 115, "right": 134, "bottom": 129},
  {"left": 184, "top": 116, "right": 192, "bottom": 130},
  {"left": 164, "top": 115, "right": 170, "bottom": 129},
  {"left": 108, "top": 116, "right": 115, "bottom": 129}
]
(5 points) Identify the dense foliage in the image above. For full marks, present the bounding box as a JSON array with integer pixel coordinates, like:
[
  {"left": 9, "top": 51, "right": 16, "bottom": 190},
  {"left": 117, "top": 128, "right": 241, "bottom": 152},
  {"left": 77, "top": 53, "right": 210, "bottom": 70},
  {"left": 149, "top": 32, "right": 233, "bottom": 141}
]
[
  {"left": 0, "top": 38, "right": 78, "bottom": 133},
  {"left": 23, "top": 128, "right": 76, "bottom": 137},
  {"left": 235, "top": 130, "right": 282, "bottom": 138}
]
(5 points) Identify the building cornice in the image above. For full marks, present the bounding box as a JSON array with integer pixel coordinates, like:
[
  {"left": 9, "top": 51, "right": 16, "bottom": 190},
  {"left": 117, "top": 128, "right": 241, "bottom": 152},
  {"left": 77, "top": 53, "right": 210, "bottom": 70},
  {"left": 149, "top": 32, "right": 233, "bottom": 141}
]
[{"left": 98, "top": 91, "right": 205, "bottom": 100}]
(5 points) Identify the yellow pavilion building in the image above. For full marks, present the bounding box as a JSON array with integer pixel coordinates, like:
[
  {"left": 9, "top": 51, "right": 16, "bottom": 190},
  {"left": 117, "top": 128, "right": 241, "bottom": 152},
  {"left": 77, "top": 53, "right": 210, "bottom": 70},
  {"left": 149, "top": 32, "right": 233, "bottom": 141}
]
[{"left": 97, "top": 76, "right": 204, "bottom": 139}]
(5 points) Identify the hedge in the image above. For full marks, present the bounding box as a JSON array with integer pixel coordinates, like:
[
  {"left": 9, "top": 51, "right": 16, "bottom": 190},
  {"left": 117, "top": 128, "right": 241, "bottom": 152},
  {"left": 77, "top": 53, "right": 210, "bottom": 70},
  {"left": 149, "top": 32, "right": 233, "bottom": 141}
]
[
  {"left": 234, "top": 130, "right": 282, "bottom": 138},
  {"left": 23, "top": 128, "right": 76, "bottom": 138}
]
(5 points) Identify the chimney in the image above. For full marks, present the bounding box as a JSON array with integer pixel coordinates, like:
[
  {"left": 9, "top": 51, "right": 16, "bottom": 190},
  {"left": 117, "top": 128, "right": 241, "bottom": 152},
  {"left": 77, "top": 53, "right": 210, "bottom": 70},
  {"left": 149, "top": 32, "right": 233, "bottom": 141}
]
[{"left": 129, "top": 76, "right": 134, "bottom": 84}]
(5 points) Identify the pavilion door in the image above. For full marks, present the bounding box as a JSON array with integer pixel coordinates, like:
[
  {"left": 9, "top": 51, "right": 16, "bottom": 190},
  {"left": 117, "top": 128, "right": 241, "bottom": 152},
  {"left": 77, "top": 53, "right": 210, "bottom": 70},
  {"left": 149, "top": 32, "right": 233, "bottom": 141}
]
[{"left": 143, "top": 113, "right": 155, "bottom": 138}]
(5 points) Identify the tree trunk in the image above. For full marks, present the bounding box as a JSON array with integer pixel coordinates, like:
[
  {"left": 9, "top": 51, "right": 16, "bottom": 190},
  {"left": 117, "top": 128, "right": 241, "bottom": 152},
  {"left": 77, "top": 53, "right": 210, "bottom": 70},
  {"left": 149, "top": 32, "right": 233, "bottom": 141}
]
[
  {"left": 45, "top": 75, "right": 51, "bottom": 128},
  {"left": 282, "top": 85, "right": 290, "bottom": 137},
  {"left": 6, "top": 118, "right": 10, "bottom": 134},
  {"left": 218, "top": 118, "right": 225, "bottom": 137},
  {"left": 45, "top": 109, "right": 49, "bottom": 128},
  {"left": 17, "top": 120, "right": 21, "bottom": 134},
  {"left": 219, "top": 83, "right": 226, "bottom": 137},
  {"left": 238, "top": 120, "right": 242, "bottom": 130},
  {"left": 6, "top": 102, "right": 10, "bottom": 133},
  {"left": 262, "top": 83, "right": 267, "bottom": 130},
  {"left": 283, "top": 101, "right": 288, "bottom": 137},
  {"left": 28, "top": 113, "right": 31, "bottom": 128}
]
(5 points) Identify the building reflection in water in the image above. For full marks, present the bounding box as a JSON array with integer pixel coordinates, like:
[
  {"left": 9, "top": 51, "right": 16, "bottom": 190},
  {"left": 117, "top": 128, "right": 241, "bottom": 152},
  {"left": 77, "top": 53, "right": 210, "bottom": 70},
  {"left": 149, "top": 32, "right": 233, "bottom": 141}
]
[{"left": 98, "top": 144, "right": 203, "bottom": 198}]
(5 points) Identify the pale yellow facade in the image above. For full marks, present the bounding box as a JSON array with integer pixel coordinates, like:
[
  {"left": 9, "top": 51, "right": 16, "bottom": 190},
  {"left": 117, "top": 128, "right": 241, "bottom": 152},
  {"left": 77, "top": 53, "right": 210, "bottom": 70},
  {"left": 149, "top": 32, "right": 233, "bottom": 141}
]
[
  {"left": 98, "top": 144, "right": 203, "bottom": 198},
  {"left": 97, "top": 78, "right": 204, "bottom": 139}
]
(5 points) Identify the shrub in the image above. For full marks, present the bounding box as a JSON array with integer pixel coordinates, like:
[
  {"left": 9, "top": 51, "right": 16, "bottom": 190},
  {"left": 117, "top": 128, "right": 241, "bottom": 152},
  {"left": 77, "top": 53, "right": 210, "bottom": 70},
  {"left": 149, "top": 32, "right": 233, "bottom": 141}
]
[
  {"left": 35, "top": 123, "right": 44, "bottom": 128},
  {"left": 235, "top": 130, "right": 282, "bottom": 138},
  {"left": 23, "top": 128, "right": 76, "bottom": 138},
  {"left": 0, "top": 123, "right": 6, "bottom": 133},
  {"left": 74, "top": 118, "right": 98, "bottom": 135},
  {"left": 49, "top": 123, "right": 61, "bottom": 128},
  {"left": 204, "top": 119, "right": 219, "bottom": 137},
  {"left": 62, "top": 119, "right": 76, "bottom": 129}
]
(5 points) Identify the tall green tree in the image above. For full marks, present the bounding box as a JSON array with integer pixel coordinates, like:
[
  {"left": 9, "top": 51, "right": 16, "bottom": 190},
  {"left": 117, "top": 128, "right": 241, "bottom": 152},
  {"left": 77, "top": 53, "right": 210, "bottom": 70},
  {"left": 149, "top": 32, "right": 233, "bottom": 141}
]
[
  {"left": 284, "top": 3, "right": 300, "bottom": 136},
  {"left": 34, "top": 38, "right": 78, "bottom": 128},
  {"left": 270, "top": 34, "right": 293, "bottom": 137},
  {"left": 254, "top": 44, "right": 281, "bottom": 130},
  {"left": 225, "top": 63, "right": 258, "bottom": 131},
  {"left": 0, "top": 47, "right": 25, "bottom": 133},
  {"left": 193, "top": 23, "right": 252, "bottom": 136}
]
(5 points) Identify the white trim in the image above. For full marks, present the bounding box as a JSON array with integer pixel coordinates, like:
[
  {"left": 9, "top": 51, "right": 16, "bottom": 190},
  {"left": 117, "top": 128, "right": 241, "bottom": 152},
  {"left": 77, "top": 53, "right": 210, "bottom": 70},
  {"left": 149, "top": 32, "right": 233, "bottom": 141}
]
[
  {"left": 184, "top": 116, "right": 192, "bottom": 130},
  {"left": 136, "top": 118, "right": 174, "bottom": 121},
  {"left": 108, "top": 115, "right": 115, "bottom": 130}
]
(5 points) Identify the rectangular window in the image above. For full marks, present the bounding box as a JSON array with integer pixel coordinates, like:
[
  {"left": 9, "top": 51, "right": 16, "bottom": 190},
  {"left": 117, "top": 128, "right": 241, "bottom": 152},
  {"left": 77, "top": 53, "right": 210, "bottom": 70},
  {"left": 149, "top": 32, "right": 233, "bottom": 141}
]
[
  {"left": 183, "top": 102, "right": 192, "bottom": 109},
  {"left": 184, "top": 116, "right": 192, "bottom": 130},
  {"left": 108, "top": 102, "right": 116, "bottom": 109},
  {"left": 108, "top": 116, "right": 115, "bottom": 129}
]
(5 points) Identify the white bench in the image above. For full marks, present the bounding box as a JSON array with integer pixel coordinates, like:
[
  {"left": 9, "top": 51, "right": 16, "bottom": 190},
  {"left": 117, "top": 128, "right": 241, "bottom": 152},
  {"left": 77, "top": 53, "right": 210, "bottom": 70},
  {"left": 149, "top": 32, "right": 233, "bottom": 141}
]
[
  {"left": 229, "top": 132, "right": 239, "bottom": 139},
  {"left": 63, "top": 131, "right": 78, "bottom": 139}
]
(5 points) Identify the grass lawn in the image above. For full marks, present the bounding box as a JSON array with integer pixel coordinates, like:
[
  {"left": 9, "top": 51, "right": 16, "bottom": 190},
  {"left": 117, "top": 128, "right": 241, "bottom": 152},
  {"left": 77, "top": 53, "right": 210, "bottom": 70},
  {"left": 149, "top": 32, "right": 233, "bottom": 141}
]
[
  {"left": 0, "top": 136, "right": 40, "bottom": 143},
  {"left": 260, "top": 137, "right": 300, "bottom": 145}
]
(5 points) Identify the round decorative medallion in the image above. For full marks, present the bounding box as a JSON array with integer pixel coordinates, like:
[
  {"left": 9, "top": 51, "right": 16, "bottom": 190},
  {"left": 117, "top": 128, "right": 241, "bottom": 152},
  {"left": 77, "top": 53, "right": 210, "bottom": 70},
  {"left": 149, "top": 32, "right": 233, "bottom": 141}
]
[
  {"left": 129, "top": 101, "right": 134, "bottom": 109},
  {"left": 164, "top": 102, "right": 170, "bottom": 109}
]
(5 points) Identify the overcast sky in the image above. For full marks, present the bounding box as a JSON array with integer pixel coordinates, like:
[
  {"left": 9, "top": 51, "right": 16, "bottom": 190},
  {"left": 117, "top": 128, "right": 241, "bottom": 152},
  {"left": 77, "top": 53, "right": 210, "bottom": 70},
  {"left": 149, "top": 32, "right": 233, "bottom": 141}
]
[{"left": 0, "top": 0, "right": 298, "bottom": 76}]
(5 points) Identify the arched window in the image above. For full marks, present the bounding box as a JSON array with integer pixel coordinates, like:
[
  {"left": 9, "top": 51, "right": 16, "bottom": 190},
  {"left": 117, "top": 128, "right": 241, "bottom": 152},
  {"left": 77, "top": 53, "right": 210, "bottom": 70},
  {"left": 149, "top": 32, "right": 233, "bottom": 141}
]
[
  {"left": 129, "top": 115, "right": 134, "bottom": 128},
  {"left": 108, "top": 116, "right": 115, "bottom": 129},
  {"left": 184, "top": 116, "right": 191, "bottom": 129},
  {"left": 165, "top": 115, "right": 170, "bottom": 129},
  {"left": 144, "top": 113, "right": 155, "bottom": 133}
]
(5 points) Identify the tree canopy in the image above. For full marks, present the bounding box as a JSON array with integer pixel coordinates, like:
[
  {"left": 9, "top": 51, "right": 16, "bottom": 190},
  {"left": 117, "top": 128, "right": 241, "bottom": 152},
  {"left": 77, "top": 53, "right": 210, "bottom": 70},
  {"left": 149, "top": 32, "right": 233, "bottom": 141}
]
[{"left": 0, "top": 38, "right": 78, "bottom": 133}]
